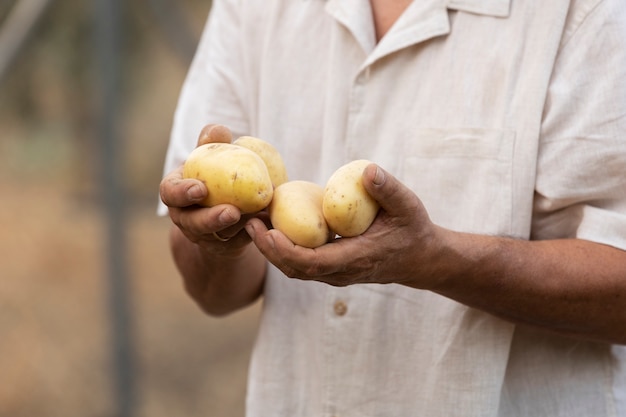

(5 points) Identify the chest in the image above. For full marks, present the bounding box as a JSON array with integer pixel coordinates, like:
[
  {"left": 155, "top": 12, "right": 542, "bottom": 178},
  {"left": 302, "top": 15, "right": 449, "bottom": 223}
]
[{"left": 369, "top": 0, "right": 413, "bottom": 41}]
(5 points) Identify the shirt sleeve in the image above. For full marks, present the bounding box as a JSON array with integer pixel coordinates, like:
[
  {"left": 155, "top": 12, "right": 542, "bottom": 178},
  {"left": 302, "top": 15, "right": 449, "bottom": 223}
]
[
  {"left": 531, "top": 0, "right": 626, "bottom": 251},
  {"left": 158, "top": 0, "right": 249, "bottom": 215}
]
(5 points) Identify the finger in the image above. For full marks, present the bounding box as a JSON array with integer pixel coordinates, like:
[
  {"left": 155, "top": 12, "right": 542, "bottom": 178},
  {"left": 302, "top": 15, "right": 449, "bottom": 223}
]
[
  {"left": 197, "top": 124, "right": 233, "bottom": 146},
  {"left": 244, "top": 218, "right": 321, "bottom": 276},
  {"left": 159, "top": 166, "right": 207, "bottom": 208},
  {"left": 174, "top": 204, "right": 239, "bottom": 236},
  {"left": 171, "top": 203, "right": 246, "bottom": 249},
  {"left": 210, "top": 211, "right": 258, "bottom": 241},
  {"left": 362, "top": 164, "right": 426, "bottom": 220},
  {"left": 246, "top": 218, "right": 368, "bottom": 282}
]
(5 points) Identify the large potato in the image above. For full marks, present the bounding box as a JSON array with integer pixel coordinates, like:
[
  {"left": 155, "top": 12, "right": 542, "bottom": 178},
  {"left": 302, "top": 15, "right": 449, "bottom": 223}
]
[
  {"left": 269, "top": 181, "right": 331, "bottom": 248},
  {"left": 233, "top": 136, "right": 288, "bottom": 188},
  {"left": 322, "top": 160, "right": 380, "bottom": 237},
  {"left": 183, "top": 143, "right": 273, "bottom": 213}
]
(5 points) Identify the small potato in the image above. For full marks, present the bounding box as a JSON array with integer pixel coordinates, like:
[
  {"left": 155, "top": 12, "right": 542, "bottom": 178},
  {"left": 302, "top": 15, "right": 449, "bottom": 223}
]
[
  {"left": 233, "top": 136, "right": 288, "bottom": 188},
  {"left": 322, "top": 160, "right": 380, "bottom": 237},
  {"left": 183, "top": 143, "right": 273, "bottom": 213},
  {"left": 269, "top": 181, "right": 331, "bottom": 248}
]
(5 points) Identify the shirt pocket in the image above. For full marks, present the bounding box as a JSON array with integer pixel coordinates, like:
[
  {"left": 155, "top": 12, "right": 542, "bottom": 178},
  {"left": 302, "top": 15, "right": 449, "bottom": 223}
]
[{"left": 399, "top": 127, "right": 516, "bottom": 236}]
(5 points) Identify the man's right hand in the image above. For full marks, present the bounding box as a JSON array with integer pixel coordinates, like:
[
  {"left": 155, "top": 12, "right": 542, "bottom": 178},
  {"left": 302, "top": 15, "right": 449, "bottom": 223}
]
[{"left": 159, "top": 166, "right": 255, "bottom": 255}]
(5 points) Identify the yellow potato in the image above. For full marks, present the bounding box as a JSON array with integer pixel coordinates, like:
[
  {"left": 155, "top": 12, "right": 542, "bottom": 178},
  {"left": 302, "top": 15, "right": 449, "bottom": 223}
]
[
  {"left": 322, "top": 160, "right": 380, "bottom": 237},
  {"left": 183, "top": 143, "right": 273, "bottom": 213},
  {"left": 233, "top": 136, "right": 288, "bottom": 188},
  {"left": 269, "top": 181, "right": 331, "bottom": 248}
]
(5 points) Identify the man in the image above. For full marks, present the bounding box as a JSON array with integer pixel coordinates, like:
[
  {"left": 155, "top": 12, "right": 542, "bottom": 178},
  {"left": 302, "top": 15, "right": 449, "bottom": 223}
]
[{"left": 159, "top": 0, "right": 626, "bottom": 415}]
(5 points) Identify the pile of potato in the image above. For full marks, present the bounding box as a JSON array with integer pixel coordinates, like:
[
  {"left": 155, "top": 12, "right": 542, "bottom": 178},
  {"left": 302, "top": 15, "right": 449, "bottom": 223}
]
[{"left": 183, "top": 125, "right": 380, "bottom": 248}]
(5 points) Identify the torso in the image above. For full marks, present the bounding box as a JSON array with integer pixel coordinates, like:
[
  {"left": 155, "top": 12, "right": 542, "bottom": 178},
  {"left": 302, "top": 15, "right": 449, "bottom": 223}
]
[{"left": 168, "top": 1, "right": 626, "bottom": 413}]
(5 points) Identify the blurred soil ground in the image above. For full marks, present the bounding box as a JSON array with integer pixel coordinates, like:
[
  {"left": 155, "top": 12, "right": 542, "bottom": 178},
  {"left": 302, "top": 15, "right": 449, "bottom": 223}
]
[{"left": 0, "top": 180, "right": 261, "bottom": 417}]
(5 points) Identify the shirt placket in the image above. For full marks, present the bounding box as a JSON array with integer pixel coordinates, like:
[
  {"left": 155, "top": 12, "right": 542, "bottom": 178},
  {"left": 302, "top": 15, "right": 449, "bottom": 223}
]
[
  {"left": 321, "top": 286, "right": 358, "bottom": 417},
  {"left": 321, "top": 2, "right": 452, "bottom": 416}
]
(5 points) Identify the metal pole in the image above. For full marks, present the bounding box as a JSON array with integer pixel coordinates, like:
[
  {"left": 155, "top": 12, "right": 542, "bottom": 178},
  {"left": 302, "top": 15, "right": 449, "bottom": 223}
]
[
  {"left": 146, "top": 0, "right": 198, "bottom": 63},
  {"left": 92, "top": 0, "right": 136, "bottom": 416},
  {"left": 0, "top": 0, "right": 54, "bottom": 83}
]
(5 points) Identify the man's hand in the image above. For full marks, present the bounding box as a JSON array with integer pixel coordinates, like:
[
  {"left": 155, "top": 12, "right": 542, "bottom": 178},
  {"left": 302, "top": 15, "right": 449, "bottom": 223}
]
[
  {"left": 244, "top": 163, "right": 626, "bottom": 343},
  {"left": 159, "top": 166, "right": 255, "bottom": 255},
  {"left": 159, "top": 123, "right": 262, "bottom": 255},
  {"left": 158, "top": 124, "right": 267, "bottom": 316},
  {"left": 244, "top": 164, "right": 446, "bottom": 288}
]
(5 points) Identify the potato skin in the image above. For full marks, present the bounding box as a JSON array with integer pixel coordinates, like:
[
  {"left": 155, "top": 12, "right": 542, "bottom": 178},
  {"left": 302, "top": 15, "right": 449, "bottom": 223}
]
[
  {"left": 322, "top": 160, "right": 380, "bottom": 237},
  {"left": 269, "top": 181, "right": 331, "bottom": 248},
  {"left": 183, "top": 143, "right": 273, "bottom": 213},
  {"left": 233, "top": 136, "right": 288, "bottom": 188}
]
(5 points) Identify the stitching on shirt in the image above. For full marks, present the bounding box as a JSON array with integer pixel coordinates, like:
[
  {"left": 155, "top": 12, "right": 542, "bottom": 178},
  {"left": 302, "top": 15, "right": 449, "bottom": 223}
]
[
  {"left": 447, "top": 0, "right": 511, "bottom": 18},
  {"left": 560, "top": 0, "right": 605, "bottom": 49}
]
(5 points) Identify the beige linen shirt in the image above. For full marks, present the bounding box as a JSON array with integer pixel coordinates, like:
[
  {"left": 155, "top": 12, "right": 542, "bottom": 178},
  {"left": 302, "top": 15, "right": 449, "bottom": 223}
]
[{"left": 161, "top": 0, "right": 626, "bottom": 415}]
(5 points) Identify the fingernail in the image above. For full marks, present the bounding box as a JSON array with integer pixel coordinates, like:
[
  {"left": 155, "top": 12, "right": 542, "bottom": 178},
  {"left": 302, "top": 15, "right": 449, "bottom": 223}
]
[
  {"left": 187, "top": 184, "right": 203, "bottom": 201},
  {"left": 245, "top": 222, "right": 255, "bottom": 239},
  {"left": 372, "top": 166, "right": 385, "bottom": 186},
  {"left": 219, "top": 208, "right": 236, "bottom": 224},
  {"left": 264, "top": 231, "right": 276, "bottom": 249}
]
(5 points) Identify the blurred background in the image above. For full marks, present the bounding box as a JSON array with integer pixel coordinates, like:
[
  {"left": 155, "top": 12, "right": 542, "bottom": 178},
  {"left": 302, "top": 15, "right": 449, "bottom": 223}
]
[{"left": 0, "top": 1, "right": 261, "bottom": 416}]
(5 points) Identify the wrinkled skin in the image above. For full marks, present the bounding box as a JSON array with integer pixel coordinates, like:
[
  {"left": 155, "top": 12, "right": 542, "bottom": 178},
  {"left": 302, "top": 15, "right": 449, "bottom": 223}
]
[{"left": 245, "top": 163, "right": 443, "bottom": 289}]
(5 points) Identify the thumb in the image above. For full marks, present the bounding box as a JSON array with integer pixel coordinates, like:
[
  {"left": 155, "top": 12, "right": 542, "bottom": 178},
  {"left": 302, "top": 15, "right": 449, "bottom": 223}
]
[
  {"left": 362, "top": 164, "right": 424, "bottom": 217},
  {"left": 197, "top": 124, "right": 233, "bottom": 146}
]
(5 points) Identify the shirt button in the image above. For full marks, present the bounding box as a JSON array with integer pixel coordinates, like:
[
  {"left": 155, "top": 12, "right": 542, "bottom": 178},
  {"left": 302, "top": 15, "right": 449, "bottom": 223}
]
[{"left": 333, "top": 300, "right": 348, "bottom": 316}]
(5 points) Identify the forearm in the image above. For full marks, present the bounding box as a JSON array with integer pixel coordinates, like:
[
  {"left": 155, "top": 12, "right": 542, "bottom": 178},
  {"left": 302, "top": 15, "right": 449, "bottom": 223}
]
[
  {"left": 170, "top": 225, "right": 266, "bottom": 316},
  {"left": 423, "top": 229, "right": 626, "bottom": 344}
]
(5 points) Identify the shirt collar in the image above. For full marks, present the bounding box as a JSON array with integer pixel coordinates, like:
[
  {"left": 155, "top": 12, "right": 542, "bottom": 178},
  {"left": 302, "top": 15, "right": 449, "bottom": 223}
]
[
  {"left": 324, "top": 0, "right": 512, "bottom": 18},
  {"left": 324, "top": 0, "right": 511, "bottom": 66},
  {"left": 447, "top": 0, "right": 511, "bottom": 18}
]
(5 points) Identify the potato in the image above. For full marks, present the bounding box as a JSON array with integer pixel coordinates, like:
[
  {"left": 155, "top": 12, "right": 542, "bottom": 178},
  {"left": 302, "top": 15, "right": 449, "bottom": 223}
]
[
  {"left": 269, "top": 181, "right": 331, "bottom": 248},
  {"left": 233, "top": 136, "right": 288, "bottom": 188},
  {"left": 183, "top": 143, "right": 273, "bottom": 213},
  {"left": 322, "top": 160, "right": 380, "bottom": 237}
]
